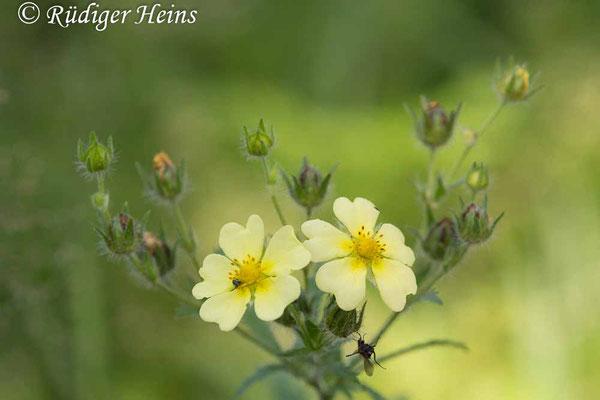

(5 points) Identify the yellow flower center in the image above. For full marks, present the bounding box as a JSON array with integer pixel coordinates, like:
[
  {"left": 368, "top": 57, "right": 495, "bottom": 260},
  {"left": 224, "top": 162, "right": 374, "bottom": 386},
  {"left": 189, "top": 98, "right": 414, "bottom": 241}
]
[
  {"left": 353, "top": 226, "right": 386, "bottom": 262},
  {"left": 357, "top": 237, "right": 378, "bottom": 259},
  {"left": 229, "top": 255, "right": 265, "bottom": 288}
]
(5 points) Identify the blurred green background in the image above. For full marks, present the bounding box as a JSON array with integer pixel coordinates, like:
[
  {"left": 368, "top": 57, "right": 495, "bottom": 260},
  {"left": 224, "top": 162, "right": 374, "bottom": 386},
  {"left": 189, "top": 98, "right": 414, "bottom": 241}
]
[{"left": 2, "top": 0, "right": 600, "bottom": 399}]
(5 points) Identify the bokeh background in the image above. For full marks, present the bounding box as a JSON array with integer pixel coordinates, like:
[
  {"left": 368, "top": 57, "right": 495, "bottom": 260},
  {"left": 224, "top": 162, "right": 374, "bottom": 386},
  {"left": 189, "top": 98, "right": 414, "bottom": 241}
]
[{"left": 2, "top": 0, "right": 600, "bottom": 399}]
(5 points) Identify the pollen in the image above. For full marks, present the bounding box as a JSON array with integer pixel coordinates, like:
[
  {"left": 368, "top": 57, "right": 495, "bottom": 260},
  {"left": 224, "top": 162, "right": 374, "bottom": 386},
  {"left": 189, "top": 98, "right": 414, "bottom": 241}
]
[
  {"left": 355, "top": 236, "right": 385, "bottom": 261},
  {"left": 229, "top": 254, "right": 264, "bottom": 288}
]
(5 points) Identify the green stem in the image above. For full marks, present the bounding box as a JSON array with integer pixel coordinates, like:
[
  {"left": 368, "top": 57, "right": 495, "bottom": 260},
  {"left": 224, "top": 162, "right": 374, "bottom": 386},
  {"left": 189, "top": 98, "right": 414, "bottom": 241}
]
[
  {"left": 289, "top": 304, "right": 312, "bottom": 348},
  {"left": 449, "top": 100, "right": 506, "bottom": 179},
  {"left": 426, "top": 149, "right": 436, "bottom": 200},
  {"left": 371, "top": 263, "right": 446, "bottom": 347},
  {"left": 171, "top": 202, "right": 201, "bottom": 270},
  {"left": 377, "top": 339, "right": 467, "bottom": 364},
  {"left": 260, "top": 157, "right": 287, "bottom": 226}
]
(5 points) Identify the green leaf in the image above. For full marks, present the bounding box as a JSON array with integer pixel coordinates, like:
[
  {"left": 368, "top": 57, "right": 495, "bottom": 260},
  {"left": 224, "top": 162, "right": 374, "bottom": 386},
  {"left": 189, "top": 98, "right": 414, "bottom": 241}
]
[
  {"left": 279, "top": 347, "right": 312, "bottom": 357},
  {"left": 419, "top": 290, "right": 443, "bottom": 305},
  {"left": 235, "top": 364, "right": 286, "bottom": 398},
  {"left": 433, "top": 174, "right": 446, "bottom": 201},
  {"left": 77, "top": 138, "right": 85, "bottom": 162}
]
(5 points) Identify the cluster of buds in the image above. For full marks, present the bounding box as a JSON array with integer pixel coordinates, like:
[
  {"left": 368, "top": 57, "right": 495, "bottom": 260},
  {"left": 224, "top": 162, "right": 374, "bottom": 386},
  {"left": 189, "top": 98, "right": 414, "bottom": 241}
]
[
  {"left": 143, "top": 231, "right": 174, "bottom": 276},
  {"left": 495, "top": 59, "right": 539, "bottom": 102},
  {"left": 281, "top": 157, "right": 334, "bottom": 216},
  {"left": 138, "top": 152, "right": 185, "bottom": 203},
  {"left": 77, "top": 132, "right": 114, "bottom": 176},
  {"left": 422, "top": 217, "right": 460, "bottom": 261},
  {"left": 455, "top": 197, "right": 504, "bottom": 244},
  {"left": 408, "top": 96, "right": 461, "bottom": 149},
  {"left": 243, "top": 119, "right": 275, "bottom": 158},
  {"left": 465, "top": 162, "right": 489, "bottom": 194},
  {"left": 95, "top": 209, "right": 145, "bottom": 257},
  {"left": 325, "top": 301, "right": 366, "bottom": 339}
]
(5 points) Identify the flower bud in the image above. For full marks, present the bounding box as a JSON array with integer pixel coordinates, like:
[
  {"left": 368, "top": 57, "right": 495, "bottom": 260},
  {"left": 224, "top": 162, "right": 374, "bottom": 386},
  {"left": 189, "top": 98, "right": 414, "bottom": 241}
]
[
  {"left": 455, "top": 197, "right": 504, "bottom": 244},
  {"left": 463, "top": 128, "right": 478, "bottom": 147},
  {"left": 77, "top": 132, "right": 114, "bottom": 175},
  {"left": 91, "top": 191, "right": 109, "bottom": 212},
  {"left": 408, "top": 97, "right": 461, "bottom": 149},
  {"left": 143, "top": 231, "right": 174, "bottom": 276},
  {"left": 152, "top": 152, "right": 184, "bottom": 200},
  {"left": 96, "top": 211, "right": 144, "bottom": 256},
  {"left": 137, "top": 153, "right": 185, "bottom": 203},
  {"left": 243, "top": 119, "right": 275, "bottom": 158},
  {"left": 422, "top": 218, "right": 459, "bottom": 261},
  {"left": 496, "top": 59, "right": 539, "bottom": 102},
  {"left": 325, "top": 301, "right": 365, "bottom": 338},
  {"left": 465, "top": 162, "right": 489, "bottom": 193},
  {"left": 281, "top": 157, "right": 334, "bottom": 215}
]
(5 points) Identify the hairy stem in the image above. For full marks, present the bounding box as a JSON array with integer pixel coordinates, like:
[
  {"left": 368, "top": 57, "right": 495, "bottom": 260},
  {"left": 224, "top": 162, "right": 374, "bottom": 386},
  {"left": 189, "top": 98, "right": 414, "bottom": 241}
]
[
  {"left": 260, "top": 157, "right": 287, "bottom": 226},
  {"left": 377, "top": 339, "right": 467, "bottom": 364},
  {"left": 450, "top": 100, "right": 506, "bottom": 178},
  {"left": 171, "top": 202, "right": 201, "bottom": 270}
]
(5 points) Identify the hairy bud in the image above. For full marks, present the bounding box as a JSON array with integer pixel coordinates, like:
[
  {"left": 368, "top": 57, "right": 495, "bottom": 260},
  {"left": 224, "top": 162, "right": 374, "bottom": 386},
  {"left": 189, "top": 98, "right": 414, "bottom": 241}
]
[
  {"left": 137, "top": 153, "right": 185, "bottom": 203},
  {"left": 496, "top": 59, "right": 540, "bottom": 102},
  {"left": 422, "top": 218, "right": 459, "bottom": 261},
  {"left": 77, "top": 132, "right": 114, "bottom": 175},
  {"left": 465, "top": 162, "right": 489, "bottom": 193},
  {"left": 243, "top": 119, "right": 275, "bottom": 157},
  {"left": 408, "top": 97, "right": 461, "bottom": 149},
  {"left": 143, "top": 231, "right": 174, "bottom": 276},
  {"left": 455, "top": 197, "right": 504, "bottom": 244},
  {"left": 463, "top": 128, "right": 478, "bottom": 147},
  {"left": 95, "top": 210, "right": 144, "bottom": 256},
  {"left": 325, "top": 301, "right": 365, "bottom": 338},
  {"left": 281, "top": 157, "right": 334, "bottom": 215},
  {"left": 91, "top": 191, "right": 109, "bottom": 213}
]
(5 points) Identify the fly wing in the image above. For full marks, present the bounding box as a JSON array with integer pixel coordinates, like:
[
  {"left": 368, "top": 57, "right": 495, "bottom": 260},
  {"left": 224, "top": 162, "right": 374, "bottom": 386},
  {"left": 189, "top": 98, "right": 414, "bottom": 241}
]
[{"left": 363, "top": 358, "right": 374, "bottom": 377}]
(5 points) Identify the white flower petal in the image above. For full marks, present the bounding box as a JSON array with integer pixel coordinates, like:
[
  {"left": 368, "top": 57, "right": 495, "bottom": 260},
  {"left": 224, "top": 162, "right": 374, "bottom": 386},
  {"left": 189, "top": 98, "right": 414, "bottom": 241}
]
[
  {"left": 261, "top": 225, "right": 311, "bottom": 275},
  {"left": 333, "top": 197, "right": 380, "bottom": 237},
  {"left": 199, "top": 288, "right": 251, "bottom": 331},
  {"left": 254, "top": 275, "right": 301, "bottom": 321},
  {"left": 376, "top": 223, "right": 415, "bottom": 266},
  {"left": 301, "top": 219, "right": 353, "bottom": 262},
  {"left": 372, "top": 258, "right": 417, "bottom": 312},
  {"left": 192, "top": 254, "right": 236, "bottom": 299},
  {"left": 219, "top": 214, "right": 264, "bottom": 261},
  {"left": 315, "top": 257, "right": 366, "bottom": 311}
]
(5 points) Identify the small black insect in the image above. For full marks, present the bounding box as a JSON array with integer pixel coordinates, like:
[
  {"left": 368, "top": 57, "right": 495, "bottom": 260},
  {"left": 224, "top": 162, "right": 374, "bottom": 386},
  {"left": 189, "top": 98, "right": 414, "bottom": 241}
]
[
  {"left": 232, "top": 279, "right": 242, "bottom": 288},
  {"left": 346, "top": 334, "right": 384, "bottom": 376}
]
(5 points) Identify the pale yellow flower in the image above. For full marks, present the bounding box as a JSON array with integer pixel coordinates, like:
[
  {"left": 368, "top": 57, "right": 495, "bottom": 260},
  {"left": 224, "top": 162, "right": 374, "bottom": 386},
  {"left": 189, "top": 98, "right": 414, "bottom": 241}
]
[
  {"left": 193, "top": 215, "right": 311, "bottom": 331},
  {"left": 301, "top": 197, "right": 416, "bottom": 312}
]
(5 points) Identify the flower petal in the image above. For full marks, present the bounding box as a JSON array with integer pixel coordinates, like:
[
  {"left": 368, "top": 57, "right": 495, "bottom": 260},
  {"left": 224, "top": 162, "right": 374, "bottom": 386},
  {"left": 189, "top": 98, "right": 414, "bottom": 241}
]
[
  {"left": 301, "top": 219, "right": 353, "bottom": 262},
  {"left": 372, "top": 258, "right": 417, "bottom": 312},
  {"left": 315, "top": 257, "right": 366, "bottom": 311},
  {"left": 219, "top": 214, "right": 264, "bottom": 261},
  {"left": 376, "top": 223, "right": 415, "bottom": 266},
  {"left": 199, "top": 288, "right": 251, "bottom": 331},
  {"left": 254, "top": 275, "right": 301, "bottom": 321},
  {"left": 192, "top": 254, "right": 236, "bottom": 299},
  {"left": 261, "top": 225, "right": 311, "bottom": 275},
  {"left": 333, "top": 197, "right": 380, "bottom": 237}
]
